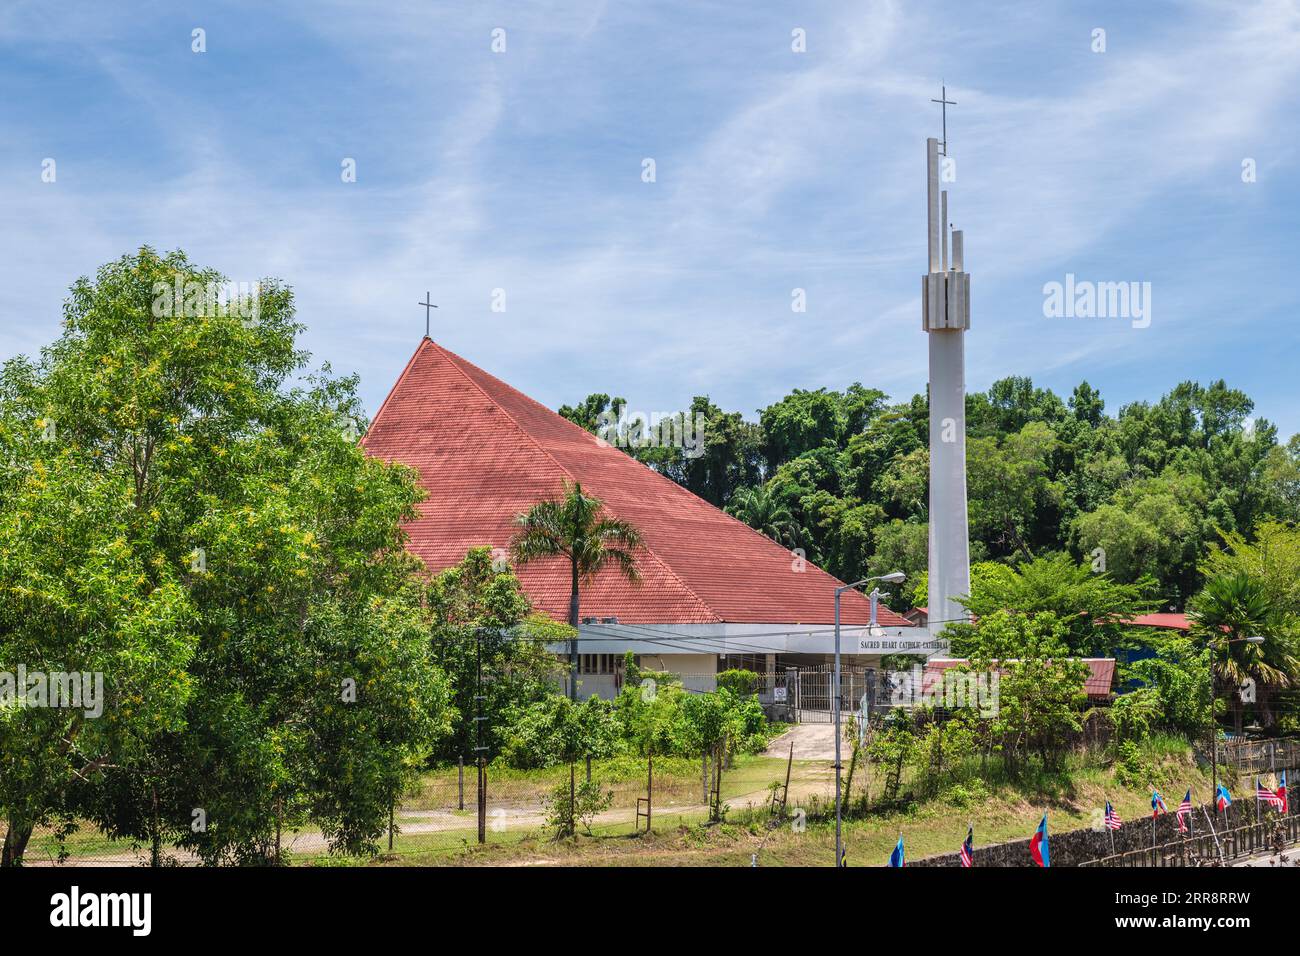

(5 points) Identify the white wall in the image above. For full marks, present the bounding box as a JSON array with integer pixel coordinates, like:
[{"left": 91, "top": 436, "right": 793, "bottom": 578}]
[{"left": 637, "top": 653, "right": 717, "bottom": 695}]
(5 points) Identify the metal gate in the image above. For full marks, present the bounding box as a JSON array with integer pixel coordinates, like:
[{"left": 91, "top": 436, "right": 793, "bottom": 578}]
[{"left": 778, "top": 665, "right": 881, "bottom": 724}]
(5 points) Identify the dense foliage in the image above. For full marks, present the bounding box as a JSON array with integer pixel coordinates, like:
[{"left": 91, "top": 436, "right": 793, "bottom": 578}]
[
  {"left": 561, "top": 378, "right": 1297, "bottom": 614},
  {"left": 0, "top": 249, "right": 452, "bottom": 864}
]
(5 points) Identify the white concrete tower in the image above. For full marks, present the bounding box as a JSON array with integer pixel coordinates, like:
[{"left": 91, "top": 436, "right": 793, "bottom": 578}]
[{"left": 921, "top": 136, "right": 971, "bottom": 634}]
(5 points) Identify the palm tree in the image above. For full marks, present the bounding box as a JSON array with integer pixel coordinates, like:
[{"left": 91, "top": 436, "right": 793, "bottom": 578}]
[
  {"left": 510, "top": 481, "right": 643, "bottom": 699},
  {"left": 725, "top": 484, "right": 801, "bottom": 549},
  {"left": 1189, "top": 573, "right": 1299, "bottom": 732}
]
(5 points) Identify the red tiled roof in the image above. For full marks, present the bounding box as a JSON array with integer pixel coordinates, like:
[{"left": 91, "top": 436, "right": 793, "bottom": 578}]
[
  {"left": 923, "top": 657, "right": 1117, "bottom": 700},
  {"left": 362, "top": 339, "right": 911, "bottom": 627}
]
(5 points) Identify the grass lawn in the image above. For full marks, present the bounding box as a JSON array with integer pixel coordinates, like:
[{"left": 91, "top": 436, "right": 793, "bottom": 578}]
[
  {"left": 297, "top": 734, "right": 1238, "bottom": 867},
  {"left": 32, "top": 734, "right": 1245, "bottom": 867},
  {"left": 21, "top": 825, "right": 146, "bottom": 865}
]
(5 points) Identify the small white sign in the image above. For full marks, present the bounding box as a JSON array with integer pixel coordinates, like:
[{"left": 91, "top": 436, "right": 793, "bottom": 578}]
[{"left": 773, "top": 687, "right": 787, "bottom": 702}]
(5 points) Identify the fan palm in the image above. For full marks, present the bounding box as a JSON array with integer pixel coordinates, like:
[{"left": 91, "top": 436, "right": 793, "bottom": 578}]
[
  {"left": 510, "top": 481, "right": 643, "bottom": 699},
  {"left": 1189, "top": 573, "right": 1299, "bottom": 732},
  {"left": 725, "top": 484, "right": 801, "bottom": 549}
]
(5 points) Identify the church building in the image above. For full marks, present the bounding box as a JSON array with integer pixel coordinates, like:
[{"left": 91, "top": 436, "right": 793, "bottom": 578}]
[{"left": 362, "top": 337, "right": 931, "bottom": 698}]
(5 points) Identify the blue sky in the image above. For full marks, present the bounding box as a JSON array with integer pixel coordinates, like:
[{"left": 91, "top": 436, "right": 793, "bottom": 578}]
[{"left": 2, "top": 0, "right": 1299, "bottom": 436}]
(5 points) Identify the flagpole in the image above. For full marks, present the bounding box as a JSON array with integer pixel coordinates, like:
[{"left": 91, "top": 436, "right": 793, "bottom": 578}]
[{"left": 1201, "top": 806, "right": 1225, "bottom": 866}]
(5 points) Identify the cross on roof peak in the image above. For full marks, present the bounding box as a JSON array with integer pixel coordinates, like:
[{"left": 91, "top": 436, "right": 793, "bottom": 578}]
[{"left": 418, "top": 292, "right": 438, "bottom": 339}]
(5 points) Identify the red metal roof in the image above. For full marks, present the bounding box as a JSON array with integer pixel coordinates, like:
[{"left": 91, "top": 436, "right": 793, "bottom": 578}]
[
  {"left": 1123, "top": 613, "right": 1191, "bottom": 630},
  {"left": 923, "top": 657, "right": 1116, "bottom": 700},
  {"left": 362, "top": 339, "right": 911, "bottom": 628}
]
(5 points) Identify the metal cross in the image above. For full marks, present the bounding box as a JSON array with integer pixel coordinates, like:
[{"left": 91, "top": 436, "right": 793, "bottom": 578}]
[
  {"left": 931, "top": 83, "right": 956, "bottom": 156},
  {"left": 418, "top": 292, "right": 438, "bottom": 338}
]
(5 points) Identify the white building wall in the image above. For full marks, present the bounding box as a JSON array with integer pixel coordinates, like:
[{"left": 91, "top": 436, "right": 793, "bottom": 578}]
[{"left": 637, "top": 653, "right": 717, "bottom": 694}]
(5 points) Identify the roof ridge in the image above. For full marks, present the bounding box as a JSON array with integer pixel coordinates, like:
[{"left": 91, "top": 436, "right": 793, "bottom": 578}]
[
  {"left": 362, "top": 337, "right": 429, "bottom": 444},
  {"left": 431, "top": 340, "right": 719, "bottom": 623}
]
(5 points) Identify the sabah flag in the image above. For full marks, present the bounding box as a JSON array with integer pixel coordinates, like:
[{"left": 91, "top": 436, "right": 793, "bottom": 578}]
[
  {"left": 1215, "top": 784, "right": 1232, "bottom": 812},
  {"left": 1030, "top": 814, "right": 1050, "bottom": 868},
  {"left": 1151, "top": 789, "right": 1168, "bottom": 818},
  {"left": 888, "top": 835, "right": 904, "bottom": 868},
  {"left": 1279, "top": 772, "right": 1288, "bottom": 814}
]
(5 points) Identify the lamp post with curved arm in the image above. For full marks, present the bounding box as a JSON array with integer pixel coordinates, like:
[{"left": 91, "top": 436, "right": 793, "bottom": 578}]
[
  {"left": 834, "top": 571, "right": 906, "bottom": 867},
  {"left": 1206, "top": 634, "right": 1266, "bottom": 806}
]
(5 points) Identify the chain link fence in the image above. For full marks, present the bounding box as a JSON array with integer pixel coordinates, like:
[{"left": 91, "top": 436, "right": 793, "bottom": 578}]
[
  {"left": 14, "top": 737, "right": 1297, "bottom": 867},
  {"left": 7, "top": 749, "right": 823, "bottom": 866}
]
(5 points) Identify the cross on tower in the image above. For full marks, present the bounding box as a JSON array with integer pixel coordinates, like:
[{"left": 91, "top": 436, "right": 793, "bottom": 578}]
[
  {"left": 418, "top": 292, "right": 438, "bottom": 338},
  {"left": 931, "top": 83, "right": 956, "bottom": 156}
]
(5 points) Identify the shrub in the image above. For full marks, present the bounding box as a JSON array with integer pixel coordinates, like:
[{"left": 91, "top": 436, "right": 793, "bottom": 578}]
[
  {"left": 1114, "top": 739, "right": 1146, "bottom": 788},
  {"left": 545, "top": 778, "right": 613, "bottom": 837},
  {"left": 716, "top": 668, "right": 760, "bottom": 697}
]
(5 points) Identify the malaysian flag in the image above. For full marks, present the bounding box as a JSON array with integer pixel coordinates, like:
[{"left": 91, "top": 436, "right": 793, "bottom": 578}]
[
  {"left": 1176, "top": 789, "right": 1192, "bottom": 832},
  {"left": 1104, "top": 801, "right": 1122, "bottom": 830},
  {"left": 960, "top": 825, "right": 974, "bottom": 867},
  {"left": 1257, "top": 778, "right": 1284, "bottom": 809}
]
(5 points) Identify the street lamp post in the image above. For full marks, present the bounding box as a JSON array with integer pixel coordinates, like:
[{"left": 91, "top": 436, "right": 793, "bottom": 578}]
[
  {"left": 1206, "top": 634, "right": 1266, "bottom": 808},
  {"left": 834, "top": 571, "right": 905, "bottom": 868}
]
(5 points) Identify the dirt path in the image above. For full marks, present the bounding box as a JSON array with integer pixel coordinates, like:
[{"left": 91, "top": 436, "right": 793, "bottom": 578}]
[{"left": 764, "top": 724, "right": 838, "bottom": 761}]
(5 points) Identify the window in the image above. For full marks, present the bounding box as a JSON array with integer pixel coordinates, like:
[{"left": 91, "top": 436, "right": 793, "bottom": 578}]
[{"left": 579, "top": 654, "right": 619, "bottom": 675}]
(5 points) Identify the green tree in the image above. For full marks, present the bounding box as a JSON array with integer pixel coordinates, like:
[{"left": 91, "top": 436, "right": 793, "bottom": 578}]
[
  {"left": 1203, "top": 521, "right": 1300, "bottom": 618},
  {"left": 958, "top": 553, "right": 1153, "bottom": 657},
  {"left": 726, "top": 484, "right": 802, "bottom": 548},
  {"left": 1189, "top": 573, "right": 1299, "bottom": 732},
  {"left": 959, "top": 611, "right": 1089, "bottom": 775},
  {"left": 1124, "top": 634, "right": 1211, "bottom": 737},
  {"left": 760, "top": 388, "right": 845, "bottom": 469},
  {"left": 967, "top": 422, "right": 1063, "bottom": 560},
  {"left": 427, "top": 547, "right": 569, "bottom": 762},
  {"left": 1260, "top": 435, "right": 1300, "bottom": 521},
  {"left": 1072, "top": 469, "right": 1210, "bottom": 604},
  {"left": 0, "top": 417, "right": 195, "bottom": 865},
  {"left": 510, "top": 481, "right": 642, "bottom": 699},
  {"left": 1069, "top": 381, "right": 1106, "bottom": 427},
  {"left": 1, "top": 248, "right": 452, "bottom": 864},
  {"left": 678, "top": 690, "right": 731, "bottom": 818}
]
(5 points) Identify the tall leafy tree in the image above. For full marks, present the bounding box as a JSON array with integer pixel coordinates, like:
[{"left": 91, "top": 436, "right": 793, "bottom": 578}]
[
  {"left": 510, "top": 481, "right": 642, "bottom": 699},
  {"left": 759, "top": 388, "right": 846, "bottom": 470},
  {"left": 725, "top": 484, "right": 802, "bottom": 548},
  {"left": 2, "top": 248, "right": 451, "bottom": 864},
  {"left": 1189, "top": 573, "right": 1298, "bottom": 732},
  {"left": 959, "top": 611, "right": 1089, "bottom": 774},
  {"left": 959, "top": 553, "right": 1154, "bottom": 657},
  {"left": 0, "top": 410, "right": 195, "bottom": 865},
  {"left": 427, "top": 547, "right": 569, "bottom": 761}
]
